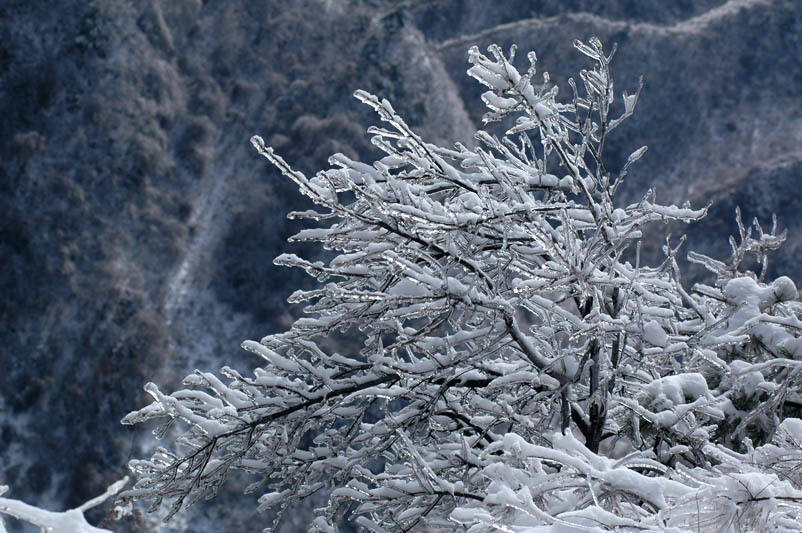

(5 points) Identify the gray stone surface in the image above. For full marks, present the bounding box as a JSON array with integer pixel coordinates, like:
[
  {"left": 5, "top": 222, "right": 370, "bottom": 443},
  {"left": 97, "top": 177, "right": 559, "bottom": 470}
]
[{"left": 1, "top": 0, "right": 800, "bottom": 530}]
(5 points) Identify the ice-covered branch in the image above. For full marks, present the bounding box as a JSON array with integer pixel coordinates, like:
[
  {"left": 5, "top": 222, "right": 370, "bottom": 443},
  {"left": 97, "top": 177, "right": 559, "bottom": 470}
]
[{"left": 0, "top": 478, "right": 127, "bottom": 533}]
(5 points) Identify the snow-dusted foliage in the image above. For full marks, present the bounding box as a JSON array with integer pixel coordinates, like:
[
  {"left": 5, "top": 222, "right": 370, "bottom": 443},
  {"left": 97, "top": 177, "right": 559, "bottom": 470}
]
[
  {"left": 0, "top": 478, "right": 127, "bottom": 532},
  {"left": 119, "top": 38, "right": 802, "bottom": 531}
]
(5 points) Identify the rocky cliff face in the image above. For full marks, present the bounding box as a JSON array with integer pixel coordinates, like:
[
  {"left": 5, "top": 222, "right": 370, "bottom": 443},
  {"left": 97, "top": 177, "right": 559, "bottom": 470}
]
[{"left": 1, "top": 0, "right": 800, "bottom": 530}]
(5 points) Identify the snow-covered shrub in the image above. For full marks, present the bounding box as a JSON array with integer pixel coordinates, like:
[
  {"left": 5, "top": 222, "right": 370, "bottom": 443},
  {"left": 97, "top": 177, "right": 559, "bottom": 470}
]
[{"left": 118, "top": 38, "right": 802, "bottom": 531}]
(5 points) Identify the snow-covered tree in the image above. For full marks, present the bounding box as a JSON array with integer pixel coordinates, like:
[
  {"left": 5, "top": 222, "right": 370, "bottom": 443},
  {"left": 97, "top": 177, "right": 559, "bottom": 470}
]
[{"left": 118, "top": 38, "right": 802, "bottom": 531}]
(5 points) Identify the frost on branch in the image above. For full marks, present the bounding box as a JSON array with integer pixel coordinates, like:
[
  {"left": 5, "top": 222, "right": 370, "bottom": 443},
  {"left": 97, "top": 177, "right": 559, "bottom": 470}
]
[
  {"left": 119, "top": 37, "right": 802, "bottom": 531},
  {"left": 0, "top": 477, "right": 127, "bottom": 533}
]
